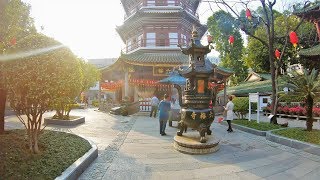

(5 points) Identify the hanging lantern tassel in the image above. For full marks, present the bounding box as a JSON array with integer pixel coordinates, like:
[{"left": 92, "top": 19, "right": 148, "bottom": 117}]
[
  {"left": 275, "top": 49, "right": 281, "bottom": 60},
  {"left": 246, "top": 8, "right": 252, "bottom": 20},
  {"left": 289, "top": 31, "right": 299, "bottom": 49},
  {"left": 229, "top": 35, "right": 234, "bottom": 46}
]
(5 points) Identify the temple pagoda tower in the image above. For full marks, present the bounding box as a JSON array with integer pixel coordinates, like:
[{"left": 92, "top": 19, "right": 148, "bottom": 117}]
[
  {"left": 101, "top": 0, "right": 207, "bottom": 101},
  {"left": 100, "top": 0, "right": 233, "bottom": 108},
  {"left": 293, "top": 1, "right": 320, "bottom": 69}
]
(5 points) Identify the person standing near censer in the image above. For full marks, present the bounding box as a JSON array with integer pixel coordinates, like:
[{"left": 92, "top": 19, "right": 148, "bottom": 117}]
[
  {"left": 224, "top": 95, "right": 234, "bottom": 132},
  {"left": 158, "top": 94, "right": 171, "bottom": 136},
  {"left": 150, "top": 94, "right": 159, "bottom": 118}
]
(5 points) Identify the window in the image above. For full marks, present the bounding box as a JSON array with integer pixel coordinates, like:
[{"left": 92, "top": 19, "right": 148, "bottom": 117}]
[
  {"left": 158, "top": 33, "right": 166, "bottom": 46},
  {"left": 146, "top": 33, "right": 156, "bottom": 47},
  {"left": 263, "top": 98, "right": 268, "bottom": 103},
  {"left": 147, "top": 0, "right": 155, "bottom": 6},
  {"left": 127, "top": 39, "right": 132, "bottom": 51},
  {"left": 181, "top": 34, "right": 187, "bottom": 46},
  {"left": 137, "top": 34, "right": 143, "bottom": 47},
  {"left": 197, "top": 80, "right": 205, "bottom": 94},
  {"left": 169, "top": 32, "right": 178, "bottom": 47}
]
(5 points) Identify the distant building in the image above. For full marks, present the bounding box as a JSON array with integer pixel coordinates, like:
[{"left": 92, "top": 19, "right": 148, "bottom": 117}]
[{"left": 87, "top": 58, "right": 117, "bottom": 69}]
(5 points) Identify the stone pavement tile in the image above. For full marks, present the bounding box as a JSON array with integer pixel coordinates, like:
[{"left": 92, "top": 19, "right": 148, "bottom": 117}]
[
  {"left": 264, "top": 172, "right": 299, "bottom": 180},
  {"left": 300, "top": 166, "right": 320, "bottom": 180},
  {"left": 133, "top": 156, "right": 200, "bottom": 165},
  {"left": 187, "top": 152, "right": 296, "bottom": 179},
  {"left": 150, "top": 170, "right": 197, "bottom": 180},
  {"left": 147, "top": 162, "right": 214, "bottom": 172},
  {"left": 102, "top": 170, "right": 151, "bottom": 180},
  {"left": 246, "top": 155, "right": 304, "bottom": 178},
  {"left": 283, "top": 159, "right": 320, "bottom": 178},
  {"left": 78, "top": 162, "right": 111, "bottom": 180}
]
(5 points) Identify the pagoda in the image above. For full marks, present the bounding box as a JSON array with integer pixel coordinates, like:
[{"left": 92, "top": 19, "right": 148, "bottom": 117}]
[
  {"left": 293, "top": 1, "right": 320, "bottom": 69},
  {"left": 101, "top": 0, "right": 232, "bottom": 105}
]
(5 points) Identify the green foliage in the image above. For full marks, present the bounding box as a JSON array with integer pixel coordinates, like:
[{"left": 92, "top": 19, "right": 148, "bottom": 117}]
[
  {"left": 92, "top": 100, "right": 99, "bottom": 107},
  {"left": 233, "top": 97, "right": 257, "bottom": 119},
  {"left": 0, "top": 129, "right": 91, "bottom": 179},
  {"left": 0, "top": 0, "right": 36, "bottom": 54},
  {"left": 3, "top": 33, "right": 82, "bottom": 153},
  {"left": 273, "top": 128, "right": 320, "bottom": 144},
  {"left": 207, "top": 10, "right": 247, "bottom": 85},
  {"left": 278, "top": 94, "right": 305, "bottom": 103},
  {"left": 243, "top": 11, "right": 316, "bottom": 73},
  {"left": 232, "top": 119, "right": 283, "bottom": 131},
  {"left": 281, "top": 69, "right": 320, "bottom": 131},
  {"left": 79, "top": 59, "right": 101, "bottom": 92}
]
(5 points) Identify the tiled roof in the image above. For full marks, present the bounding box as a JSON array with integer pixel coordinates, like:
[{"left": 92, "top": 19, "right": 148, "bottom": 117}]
[
  {"left": 120, "top": 51, "right": 189, "bottom": 65},
  {"left": 215, "top": 66, "right": 234, "bottom": 74},
  {"left": 217, "top": 80, "right": 284, "bottom": 96},
  {"left": 299, "top": 44, "right": 320, "bottom": 57},
  {"left": 293, "top": 1, "right": 320, "bottom": 15}
]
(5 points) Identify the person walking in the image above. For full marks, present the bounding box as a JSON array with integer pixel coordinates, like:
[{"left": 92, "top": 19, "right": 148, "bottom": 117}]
[
  {"left": 150, "top": 94, "right": 159, "bottom": 118},
  {"left": 224, "top": 95, "right": 235, "bottom": 132},
  {"left": 158, "top": 94, "right": 171, "bottom": 136}
]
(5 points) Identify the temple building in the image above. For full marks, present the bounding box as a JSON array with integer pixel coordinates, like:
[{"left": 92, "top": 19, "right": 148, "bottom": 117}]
[
  {"left": 294, "top": 1, "right": 320, "bottom": 69},
  {"left": 101, "top": 0, "right": 232, "bottom": 105}
]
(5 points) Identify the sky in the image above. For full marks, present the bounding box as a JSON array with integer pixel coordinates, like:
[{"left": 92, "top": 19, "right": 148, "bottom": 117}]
[{"left": 22, "top": 0, "right": 302, "bottom": 59}]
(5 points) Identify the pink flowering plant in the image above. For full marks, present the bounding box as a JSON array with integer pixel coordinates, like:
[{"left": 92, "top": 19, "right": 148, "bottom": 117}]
[{"left": 288, "top": 106, "right": 304, "bottom": 115}]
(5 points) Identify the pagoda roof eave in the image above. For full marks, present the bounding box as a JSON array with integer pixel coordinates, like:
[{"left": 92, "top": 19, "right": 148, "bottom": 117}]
[
  {"left": 299, "top": 44, "right": 320, "bottom": 57},
  {"left": 117, "top": 10, "right": 207, "bottom": 38},
  {"left": 293, "top": 2, "right": 320, "bottom": 19}
]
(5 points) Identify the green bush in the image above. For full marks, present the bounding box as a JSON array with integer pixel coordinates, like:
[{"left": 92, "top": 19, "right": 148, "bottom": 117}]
[
  {"left": 233, "top": 97, "right": 257, "bottom": 119},
  {"left": 279, "top": 94, "right": 304, "bottom": 103},
  {"left": 92, "top": 100, "right": 99, "bottom": 107}
]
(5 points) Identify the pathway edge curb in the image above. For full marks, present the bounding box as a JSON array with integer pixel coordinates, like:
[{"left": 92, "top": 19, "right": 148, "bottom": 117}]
[
  {"left": 267, "top": 129, "right": 320, "bottom": 156},
  {"left": 55, "top": 135, "right": 98, "bottom": 180}
]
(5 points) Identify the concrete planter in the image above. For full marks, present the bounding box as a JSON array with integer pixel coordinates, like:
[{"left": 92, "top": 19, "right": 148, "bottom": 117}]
[
  {"left": 267, "top": 129, "right": 320, "bottom": 156},
  {"left": 44, "top": 116, "right": 85, "bottom": 126},
  {"left": 55, "top": 135, "right": 98, "bottom": 180}
]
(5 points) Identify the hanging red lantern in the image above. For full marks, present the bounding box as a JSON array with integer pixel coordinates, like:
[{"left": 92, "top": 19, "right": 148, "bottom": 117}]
[
  {"left": 275, "top": 49, "right": 281, "bottom": 60},
  {"left": 289, "top": 31, "right": 299, "bottom": 48},
  {"left": 207, "top": 34, "right": 213, "bottom": 43},
  {"left": 229, "top": 35, "right": 234, "bottom": 45},
  {"left": 246, "top": 8, "right": 252, "bottom": 20},
  {"left": 10, "top": 38, "right": 16, "bottom": 46}
]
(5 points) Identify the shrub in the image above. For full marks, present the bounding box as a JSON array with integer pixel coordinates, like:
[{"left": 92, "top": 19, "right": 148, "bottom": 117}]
[
  {"left": 233, "top": 97, "right": 249, "bottom": 119},
  {"left": 92, "top": 100, "right": 99, "bottom": 107}
]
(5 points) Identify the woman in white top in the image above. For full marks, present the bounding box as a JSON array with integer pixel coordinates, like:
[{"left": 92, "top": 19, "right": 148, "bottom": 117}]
[{"left": 224, "top": 95, "right": 235, "bottom": 132}]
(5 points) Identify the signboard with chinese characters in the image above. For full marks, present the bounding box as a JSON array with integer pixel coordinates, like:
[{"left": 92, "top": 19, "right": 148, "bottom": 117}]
[{"left": 153, "top": 66, "right": 172, "bottom": 76}]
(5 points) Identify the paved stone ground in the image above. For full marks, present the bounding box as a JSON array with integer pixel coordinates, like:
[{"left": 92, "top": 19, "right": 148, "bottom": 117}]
[{"left": 4, "top": 109, "right": 320, "bottom": 180}]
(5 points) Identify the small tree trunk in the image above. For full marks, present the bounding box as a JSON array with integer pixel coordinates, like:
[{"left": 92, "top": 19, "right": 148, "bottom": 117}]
[
  {"left": 306, "top": 94, "right": 314, "bottom": 131},
  {"left": 33, "top": 131, "right": 39, "bottom": 154},
  {"left": 0, "top": 89, "right": 6, "bottom": 134}
]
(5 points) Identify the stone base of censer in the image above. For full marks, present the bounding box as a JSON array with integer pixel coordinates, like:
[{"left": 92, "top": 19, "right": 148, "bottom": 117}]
[{"left": 173, "top": 131, "right": 220, "bottom": 155}]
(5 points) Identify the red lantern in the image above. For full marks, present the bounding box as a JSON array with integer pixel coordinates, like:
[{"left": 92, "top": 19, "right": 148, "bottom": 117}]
[
  {"left": 207, "top": 34, "right": 213, "bottom": 43},
  {"left": 229, "top": 35, "right": 234, "bottom": 45},
  {"left": 10, "top": 38, "right": 16, "bottom": 46},
  {"left": 275, "top": 49, "right": 281, "bottom": 59},
  {"left": 289, "top": 31, "right": 299, "bottom": 48},
  {"left": 246, "top": 8, "right": 252, "bottom": 20}
]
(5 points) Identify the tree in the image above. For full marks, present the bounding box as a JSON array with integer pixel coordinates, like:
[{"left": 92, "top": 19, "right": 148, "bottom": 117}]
[
  {"left": 0, "top": 0, "right": 36, "bottom": 134},
  {"left": 3, "top": 33, "right": 82, "bottom": 153},
  {"left": 207, "top": 10, "right": 247, "bottom": 85},
  {"left": 244, "top": 10, "right": 316, "bottom": 73},
  {"left": 209, "top": 0, "right": 307, "bottom": 124},
  {"left": 282, "top": 69, "right": 320, "bottom": 131},
  {"left": 79, "top": 59, "right": 101, "bottom": 93}
]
